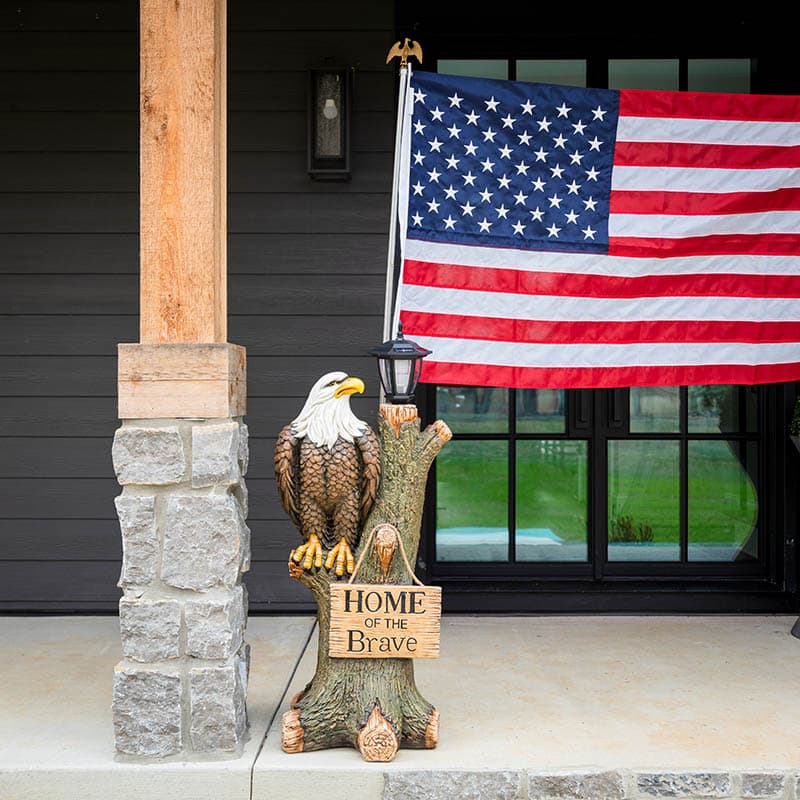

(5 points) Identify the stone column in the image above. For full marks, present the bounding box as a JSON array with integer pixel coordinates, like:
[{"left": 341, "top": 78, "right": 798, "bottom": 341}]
[{"left": 111, "top": 418, "right": 250, "bottom": 758}]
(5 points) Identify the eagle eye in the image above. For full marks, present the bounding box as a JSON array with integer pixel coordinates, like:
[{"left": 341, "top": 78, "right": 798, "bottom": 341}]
[{"left": 327, "top": 379, "right": 339, "bottom": 387}]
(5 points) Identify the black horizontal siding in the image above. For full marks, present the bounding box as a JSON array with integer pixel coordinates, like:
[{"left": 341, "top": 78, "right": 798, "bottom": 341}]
[{"left": 0, "top": 0, "right": 395, "bottom": 611}]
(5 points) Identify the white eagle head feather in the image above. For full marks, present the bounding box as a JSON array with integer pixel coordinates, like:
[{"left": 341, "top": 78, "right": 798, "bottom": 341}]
[{"left": 291, "top": 371, "right": 369, "bottom": 449}]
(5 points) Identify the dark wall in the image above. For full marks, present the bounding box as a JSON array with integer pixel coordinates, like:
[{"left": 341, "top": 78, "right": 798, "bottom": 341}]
[{"left": 0, "top": 0, "right": 396, "bottom": 611}]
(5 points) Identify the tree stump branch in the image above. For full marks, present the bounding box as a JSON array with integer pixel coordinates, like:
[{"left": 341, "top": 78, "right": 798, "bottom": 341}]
[{"left": 282, "top": 404, "right": 450, "bottom": 759}]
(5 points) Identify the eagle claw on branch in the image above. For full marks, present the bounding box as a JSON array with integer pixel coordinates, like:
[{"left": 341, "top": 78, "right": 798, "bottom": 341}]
[
  {"left": 290, "top": 533, "right": 324, "bottom": 571},
  {"left": 324, "top": 537, "right": 355, "bottom": 577}
]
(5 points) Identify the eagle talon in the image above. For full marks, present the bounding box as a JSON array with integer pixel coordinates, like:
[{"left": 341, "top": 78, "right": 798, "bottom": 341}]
[
  {"left": 324, "top": 538, "right": 355, "bottom": 577},
  {"left": 291, "top": 533, "right": 324, "bottom": 571}
]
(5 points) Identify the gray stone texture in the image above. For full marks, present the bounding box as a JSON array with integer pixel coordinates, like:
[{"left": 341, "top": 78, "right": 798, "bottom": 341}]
[
  {"left": 113, "top": 667, "right": 182, "bottom": 757},
  {"left": 233, "top": 475, "right": 249, "bottom": 519},
  {"left": 112, "top": 426, "right": 186, "bottom": 485},
  {"left": 185, "top": 585, "right": 247, "bottom": 659},
  {"left": 119, "top": 598, "right": 181, "bottom": 662},
  {"left": 741, "top": 774, "right": 786, "bottom": 798},
  {"left": 191, "top": 422, "right": 240, "bottom": 488},
  {"left": 161, "top": 494, "right": 246, "bottom": 590},
  {"left": 383, "top": 770, "right": 524, "bottom": 800},
  {"left": 238, "top": 422, "right": 249, "bottom": 475},
  {"left": 189, "top": 651, "right": 248, "bottom": 752},
  {"left": 529, "top": 771, "right": 625, "bottom": 800},
  {"left": 114, "top": 494, "right": 158, "bottom": 588},
  {"left": 637, "top": 772, "right": 732, "bottom": 798}
]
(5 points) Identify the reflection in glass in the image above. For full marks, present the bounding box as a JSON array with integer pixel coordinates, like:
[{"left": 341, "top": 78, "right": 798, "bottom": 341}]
[
  {"left": 436, "top": 440, "right": 508, "bottom": 561},
  {"left": 688, "top": 59, "right": 751, "bottom": 93},
  {"left": 688, "top": 441, "right": 758, "bottom": 561},
  {"left": 608, "top": 59, "right": 679, "bottom": 90},
  {"left": 438, "top": 59, "right": 508, "bottom": 80},
  {"left": 687, "top": 385, "right": 757, "bottom": 434},
  {"left": 516, "top": 389, "right": 566, "bottom": 433},
  {"left": 516, "top": 440, "right": 587, "bottom": 561},
  {"left": 608, "top": 440, "right": 680, "bottom": 561},
  {"left": 436, "top": 386, "right": 508, "bottom": 434},
  {"left": 517, "top": 60, "right": 587, "bottom": 87},
  {"left": 630, "top": 386, "right": 680, "bottom": 433}
]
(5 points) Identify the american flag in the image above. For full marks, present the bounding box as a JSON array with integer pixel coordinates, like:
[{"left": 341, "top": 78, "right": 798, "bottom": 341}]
[{"left": 395, "top": 70, "right": 800, "bottom": 389}]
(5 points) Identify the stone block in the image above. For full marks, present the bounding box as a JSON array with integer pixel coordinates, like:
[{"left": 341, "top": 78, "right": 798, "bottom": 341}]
[
  {"left": 529, "top": 771, "right": 625, "bottom": 800},
  {"left": 383, "top": 770, "right": 524, "bottom": 800},
  {"left": 113, "top": 666, "right": 182, "bottom": 757},
  {"left": 112, "top": 426, "right": 185, "bottom": 485},
  {"left": 238, "top": 422, "right": 249, "bottom": 476},
  {"left": 637, "top": 772, "right": 731, "bottom": 798},
  {"left": 742, "top": 773, "right": 786, "bottom": 798},
  {"left": 114, "top": 494, "right": 158, "bottom": 588},
  {"left": 185, "top": 585, "right": 247, "bottom": 659},
  {"left": 189, "top": 652, "right": 248, "bottom": 752},
  {"left": 241, "top": 518, "right": 251, "bottom": 573},
  {"left": 233, "top": 475, "right": 249, "bottom": 519},
  {"left": 162, "top": 495, "right": 245, "bottom": 590},
  {"left": 191, "top": 422, "right": 240, "bottom": 488},
  {"left": 119, "top": 598, "right": 181, "bottom": 662}
]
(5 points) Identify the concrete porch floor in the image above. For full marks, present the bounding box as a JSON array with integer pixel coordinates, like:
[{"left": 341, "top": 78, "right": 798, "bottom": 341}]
[{"left": 1, "top": 615, "right": 799, "bottom": 800}]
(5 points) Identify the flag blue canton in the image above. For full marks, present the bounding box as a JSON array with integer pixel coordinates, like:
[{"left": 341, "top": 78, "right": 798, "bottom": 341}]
[{"left": 406, "top": 71, "right": 619, "bottom": 253}]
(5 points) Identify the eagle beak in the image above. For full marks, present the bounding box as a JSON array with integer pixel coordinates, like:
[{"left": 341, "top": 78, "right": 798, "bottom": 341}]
[{"left": 334, "top": 376, "right": 365, "bottom": 398}]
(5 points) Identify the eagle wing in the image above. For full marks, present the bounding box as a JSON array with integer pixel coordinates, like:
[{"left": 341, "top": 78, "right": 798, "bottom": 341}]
[
  {"left": 273, "top": 424, "right": 301, "bottom": 531},
  {"left": 356, "top": 426, "right": 381, "bottom": 525}
]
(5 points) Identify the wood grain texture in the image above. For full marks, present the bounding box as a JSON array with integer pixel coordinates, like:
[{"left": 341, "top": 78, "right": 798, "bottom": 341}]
[
  {"left": 117, "top": 342, "right": 245, "bottom": 418},
  {"left": 139, "top": 0, "right": 227, "bottom": 343}
]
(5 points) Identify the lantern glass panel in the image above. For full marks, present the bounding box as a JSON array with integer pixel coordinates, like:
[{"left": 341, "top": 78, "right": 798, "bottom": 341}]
[
  {"left": 378, "top": 360, "right": 393, "bottom": 395},
  {"left": 393, "top": 359, "right": 413, "bottom": 395},
  {"left": 314, "top": 72, "right": 343, "bottom": 159}
]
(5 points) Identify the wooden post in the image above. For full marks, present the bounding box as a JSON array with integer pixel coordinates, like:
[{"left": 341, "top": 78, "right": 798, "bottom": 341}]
[
  {"left": 139, "top": 0, "right": 227, "bottom": 345},
  {"left": 120, "top": 0, "right": 243, "bottom": 420}
]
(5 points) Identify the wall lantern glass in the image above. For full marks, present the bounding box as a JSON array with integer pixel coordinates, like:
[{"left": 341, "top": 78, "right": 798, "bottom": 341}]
[
  {"left": 368, "top": 324, "right": 432, "bottom": 404},
  {"left": 308, "top": 66, "right": 351, "bottom": 180}
]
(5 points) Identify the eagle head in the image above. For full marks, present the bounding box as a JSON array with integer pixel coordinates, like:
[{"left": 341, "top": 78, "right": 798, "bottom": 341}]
[{"left": 291, "top": 371, "right": 369, "bottom": 449}]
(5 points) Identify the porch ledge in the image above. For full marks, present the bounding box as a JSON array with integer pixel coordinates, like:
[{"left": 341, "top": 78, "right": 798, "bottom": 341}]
[{"left": 1, "top": 616, "right": 799, "bottom": 799}]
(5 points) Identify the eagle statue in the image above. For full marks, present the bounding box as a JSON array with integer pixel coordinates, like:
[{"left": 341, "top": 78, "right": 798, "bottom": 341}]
[{"left": 274, "top": 371, "right": 381, "bottom": 577}]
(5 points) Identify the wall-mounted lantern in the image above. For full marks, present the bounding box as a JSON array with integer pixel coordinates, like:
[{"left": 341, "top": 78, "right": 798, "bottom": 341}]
[
  {"left": 368, "top": 324, "right": 432, "bottom": 404},
  {"left": 308, "top": 66, "right": 351, "bottom": 180}
]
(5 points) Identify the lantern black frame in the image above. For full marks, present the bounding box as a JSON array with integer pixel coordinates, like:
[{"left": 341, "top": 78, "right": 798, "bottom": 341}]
[{"left": 368, "top": 326, "right": 432, "bottom": 404}]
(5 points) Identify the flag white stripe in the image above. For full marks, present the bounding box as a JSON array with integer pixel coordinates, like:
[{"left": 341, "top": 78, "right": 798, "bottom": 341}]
[
  {"left": 400, "top": 284, "right": 800, "bottom": 323},
  {"left": 608, "top": 209, "right": 800, "bottom": 238},
  {"left": 616, "top": 116, "right": 800, "bottom": 146},
  {"left": 611, "top": 165, "right": 800, "bottom": 193},
  {"left": 403, "top": 238, "right": 800, "bottom": 276},
  {"left": 412, "top": 335, "right": 800, "bottom": 369}
]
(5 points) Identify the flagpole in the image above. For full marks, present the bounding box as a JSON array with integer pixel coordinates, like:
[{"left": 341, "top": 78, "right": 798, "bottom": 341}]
[{"left": 382, "top": 39, "right": 423, "bottom": 344}]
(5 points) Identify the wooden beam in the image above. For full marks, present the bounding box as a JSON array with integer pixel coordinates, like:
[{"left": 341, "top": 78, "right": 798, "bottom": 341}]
[
  {"left": 118, "top": 344, "right": 246, "bottom": 419},
  {"left": 139, "top": 0, "right": 227, "bottom": 343}
]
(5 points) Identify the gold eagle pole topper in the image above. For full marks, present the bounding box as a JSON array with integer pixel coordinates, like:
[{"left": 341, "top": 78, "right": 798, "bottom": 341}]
[{"left": 385, "top": 38, "right": 423, "bottom": 68}]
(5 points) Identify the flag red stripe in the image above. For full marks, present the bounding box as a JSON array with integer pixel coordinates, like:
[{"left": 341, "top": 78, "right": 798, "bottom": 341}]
[
  {"left": 618, "top": 89, "right": 800, "bottom": 122},
  {"left": 401, "top": 259, "right": 800, "bottom": 298},
  {"left": 613, "top": 141, "right": 800, "bottom": 168},
  {"left": 400, "top": 311, "right": 800, "bottom": 345},
  {"left": 609, "top": 187, "right": 800, "bottom": 215},
  {"left": 608, "top": 233, "right": 800, "bottom": 257},
  {"left": 420, "top": 359, "right": 800, "bottom": 390}
]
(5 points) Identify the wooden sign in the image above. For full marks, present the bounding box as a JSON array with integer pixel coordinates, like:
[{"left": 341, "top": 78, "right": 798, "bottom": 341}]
[{"left": 329, "top": 583, "right": 441, "bottom": 659}]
